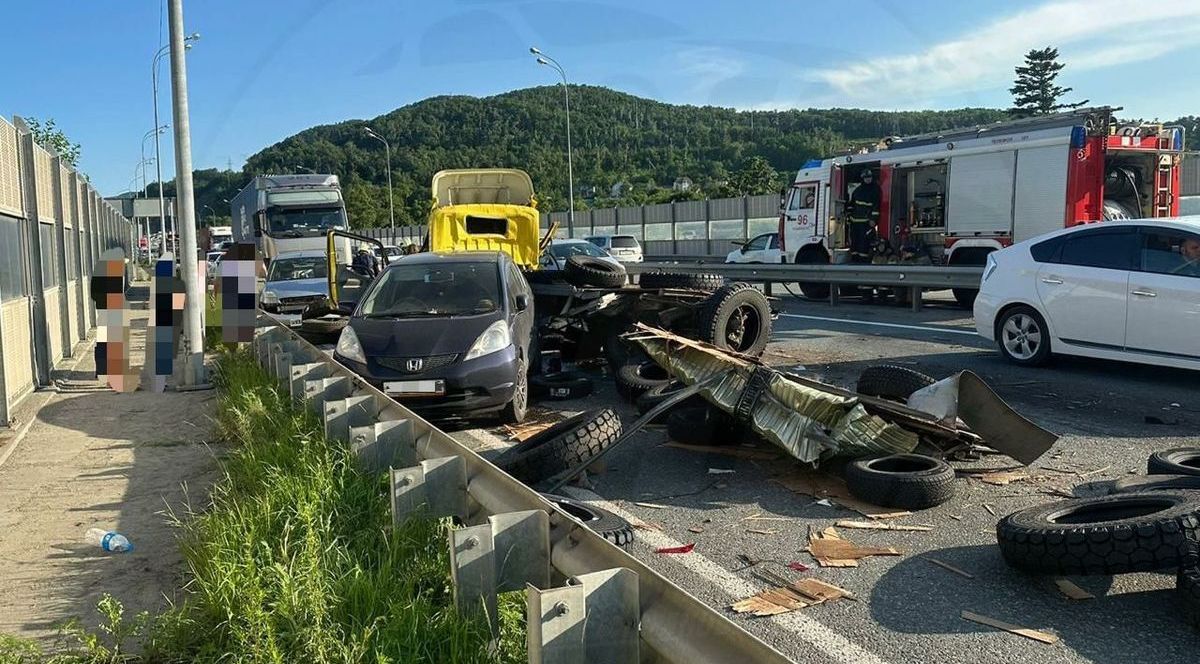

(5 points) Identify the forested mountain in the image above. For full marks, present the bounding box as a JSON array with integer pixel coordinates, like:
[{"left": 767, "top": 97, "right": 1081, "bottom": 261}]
[{"left": 130, "top": 86, "right": 1195, "bottom": 228}]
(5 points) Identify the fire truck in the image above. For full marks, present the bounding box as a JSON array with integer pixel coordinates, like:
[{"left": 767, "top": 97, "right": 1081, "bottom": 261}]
[{"left": 778, "top": 107, "right": 1186, "bottom": 305}]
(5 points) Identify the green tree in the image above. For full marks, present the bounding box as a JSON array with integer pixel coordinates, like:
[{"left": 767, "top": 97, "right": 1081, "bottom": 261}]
[
  {"left": 26, "top": 117, "right": 81, "bottom": 168},
  {"left": 344, "top": 180, "right": 386, "bottom": 228},
  {"left": 728, "top": 156, "right": 781, "bottom": 196},
  {"left": 1009, "top": 47, "right": 1087, "bottom": 116}
]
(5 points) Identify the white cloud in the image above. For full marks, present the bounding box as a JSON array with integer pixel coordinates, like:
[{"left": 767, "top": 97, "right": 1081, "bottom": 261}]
[
  {"left": 675, "top": 47, "right": 745, "bottom": 87},
  {"left": 810, "top": 0, "right": 1200, "bottom": 107}
]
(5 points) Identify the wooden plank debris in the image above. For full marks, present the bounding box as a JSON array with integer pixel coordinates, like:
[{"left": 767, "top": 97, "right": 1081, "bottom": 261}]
[
  {"left": 926, "top": 557, "right": 974, "bottom": 579},
  {"left": 960, "top": 611, "right": 1059, "bottom": 644},
  {"left": 806, "top": 527, "right": 901, "bottom": 567},
  {"left": 731, "top": 578, "right": 853, "bottom": 616},
  {"left": 773, "top": 471, "right": 912, "bottom": 519},
  {"left": 835, "top": 520, "right": 932, "bottom": 532},
  {"left": 1054, "top": 579, "right": 1095, "bottom": 600}
]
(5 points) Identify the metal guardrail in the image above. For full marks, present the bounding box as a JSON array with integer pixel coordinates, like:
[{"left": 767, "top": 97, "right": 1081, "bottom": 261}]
[{"left": 251, "top": 321, "right": 792, "bottom": 664}]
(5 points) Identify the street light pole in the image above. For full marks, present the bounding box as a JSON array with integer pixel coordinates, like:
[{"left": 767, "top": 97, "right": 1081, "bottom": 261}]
[
  {"left": 363, "top": 127, "right": 395, "bottom": 235},
  {"left": 153, "top": 34, "right": 198, "bottom": 256},
  {"left": 166, "top": 0, "right": 205, "bottom": 386},
  {"left": 201, "top": 204, "right": 215, "bottom": 227},
  {"left": 531, "top": 47, "right": 574, "bottom": 237},
  {"left": 141, "top": 126, "right": 167, "bottom": 249}
]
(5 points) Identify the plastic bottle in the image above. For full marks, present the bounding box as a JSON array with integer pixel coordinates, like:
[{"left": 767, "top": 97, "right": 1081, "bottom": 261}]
[{"left": 85, "top": 527, "right": 133, "bottom": 553}]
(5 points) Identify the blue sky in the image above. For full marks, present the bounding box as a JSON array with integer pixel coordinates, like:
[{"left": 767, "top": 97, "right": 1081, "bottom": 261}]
[{"left": 2, "top": 0, "right": 1196, "bottom": 195}]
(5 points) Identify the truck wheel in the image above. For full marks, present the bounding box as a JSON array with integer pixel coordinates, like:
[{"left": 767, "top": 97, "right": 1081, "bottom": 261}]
[
  {"left": 541, "top": 494, "right": 634, "bottom": 548},
  {"left": 795, "top": 248, "right": 830, "bottom": 300},
  {"left": 1179, "top": 540, "right": 1200, "bottom": 630},
  {"left": 995, "top": 305, "right": 1052, "bottom": 367},
  {"left": 855, "top": 365, "right": 937, "bottom": 402},
  {"left": 496, "top": 409, "right": 622, "bottom": 485},
  {"left": 639, "top": 271, "right": 725, "bottom": 291},
  {"left": 698, "top": 283, "right": 772, "bottom": 357},
  {"left": 952, "top": 288, "right": 977, "bottom": 309},
  {"left": 666, "top": 405, "right": 739, "bottom": 446},
  {"left": 615, "top": 360, "right": 672, "bottom": 402},
  {"left": 1147, "top": 448, "right": 1200, "bottom": 477},
  {"left": 997, "top": 492, "right": 1200, "bottom": 575},
  {"left": 844, "top": 454, "right": 956, "bottom": 510},
  {"left": 563, "top": 256, "right": 626, "bottom": 288},
  {"left": 1109, "top": 474, "right": 1200, "bottom": 494}
]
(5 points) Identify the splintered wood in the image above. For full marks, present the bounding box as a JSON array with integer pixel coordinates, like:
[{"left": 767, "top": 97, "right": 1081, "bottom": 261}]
[
  {"left": 773, "top": 471, "right": 912, "bottom": 519},
  {"left": 732, "top": 578, "right": 852, "bottom": 616},
  {"left": 961, "top": 611, "right": 1059, "bottom": 644},
  {"left": 806, "top": 527, "right": 901, "bottom": 567}
]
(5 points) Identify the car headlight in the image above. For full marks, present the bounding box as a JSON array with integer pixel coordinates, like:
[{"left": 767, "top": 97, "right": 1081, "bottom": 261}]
[
  {"left": 261, "top": 290, "right": 280, "bottom": 305},
  {"left": 335, "top": 325, "right": 367, "bottom": 364},
  {"left": 464, "top": 320, "right": 511, "bottom": 361}
]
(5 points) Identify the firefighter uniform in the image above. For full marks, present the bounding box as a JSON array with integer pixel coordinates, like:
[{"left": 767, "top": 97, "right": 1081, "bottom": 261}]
[{"left": 848, "top": 172, "right": 881, "bottom": 259}]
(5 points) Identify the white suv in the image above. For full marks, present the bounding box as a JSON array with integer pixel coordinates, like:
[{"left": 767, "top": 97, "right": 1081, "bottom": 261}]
[{"left": 585, "top": 234, "right": 643, "bottom": 263}]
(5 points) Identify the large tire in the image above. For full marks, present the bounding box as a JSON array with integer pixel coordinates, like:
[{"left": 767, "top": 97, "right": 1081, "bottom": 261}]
[
  {"left": 795, "top": 247, "right": 830, "bottom": 300},
  {"left": 698, "top": 283, "right": 772, "bottom": 357},
  {"left": 541, "top": 493, "right": 634, "bottom": 548},
  {"left": 563, "top": 255, "right": 626, "bottom": 288},
  {"left": 1179, "top": 540, "right": 1200, "bottom": 630},
  {"left": 529, "top": 371, "right": 594, "bottom": 400},
  {"left": 995, "top": 491, "right": 1200, "bottom": 575},
  {"left": 1109, "top": 474, "right": 1200, "bottom": 494},
  {"left": 639, "top": 271, "right": 725, "bottom": 291},
  {"left": 995, "top": 305, "right": 1052, "bottom": 367},
  {"left": 952, "top": 288, "right": 977, "bottom": 309},
  {"left": 855, "top": 365, "right": 936, "bottom": 402},
  {"left": 666, "top": 405, "right": 739, "bottom": 446},
  {"left": 1102, "top": 198, "right": 1137, "bottom": 221},
  {"left": 1148, "top": 448, "right": 1200, "bottom": 477},
  {"left": 844, "top": 454, "right": 956, "bottom": 510},
  {"left": 496, "top": 409, "right": 622, "bottom": 485},
  {"left": 615, "top": 360, "right": 672, "bottom": 402}
]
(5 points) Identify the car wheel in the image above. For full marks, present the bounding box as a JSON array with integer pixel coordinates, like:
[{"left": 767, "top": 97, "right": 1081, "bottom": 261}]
[
  {"left": 499, "top": 359, "right": 528, "bottom": 424},
  {"left": 995, "top": 305, "right": 1052, "bottom": 366}
]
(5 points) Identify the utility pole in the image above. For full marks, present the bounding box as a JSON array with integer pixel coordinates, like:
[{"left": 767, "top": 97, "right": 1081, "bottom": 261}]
[
  {"left": 167, "top": 0, "right": 206, "bottom": 386},
  {"left": 531, "top": 47, "right": 575, "bottom": 236},
  {"left": 154, "top": 35, "right": 197, "bottom": 257},
  {"left": 364, "top": 127, "right": 395, "bottom": 234}
]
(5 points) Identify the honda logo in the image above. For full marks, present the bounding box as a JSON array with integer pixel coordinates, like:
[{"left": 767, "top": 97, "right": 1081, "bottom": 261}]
[{"left": 406, "top": 358, "right": 423, "bottom": 372}]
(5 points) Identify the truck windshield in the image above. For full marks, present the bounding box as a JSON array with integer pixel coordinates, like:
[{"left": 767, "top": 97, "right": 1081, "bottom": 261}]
[
  {"left": 360, "top": 262, "right": 501, "bottom": 318},
  {"left": 266, "top": 207, "right": 345, "bottom": 237},
  {"left": 267, "top": 256, "right": 328, "bottom": 282}
]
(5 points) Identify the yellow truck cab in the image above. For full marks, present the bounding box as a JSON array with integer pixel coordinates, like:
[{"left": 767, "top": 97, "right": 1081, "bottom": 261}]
[{"left": 428, "top": 169, "right": 542, "bottom": 269}]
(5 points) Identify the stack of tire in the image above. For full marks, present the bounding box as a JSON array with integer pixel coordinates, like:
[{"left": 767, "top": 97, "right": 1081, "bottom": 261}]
[{"left": 996, "top": 446, "right": 1200, "bottom": 630}]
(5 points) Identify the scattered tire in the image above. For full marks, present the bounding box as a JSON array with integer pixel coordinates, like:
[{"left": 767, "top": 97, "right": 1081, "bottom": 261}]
[
  {"left": 855, "top": 365, "right": 936, "bottom": 402},
  {"left": 529, "top": 371, "right": 594, "bottom": 400},
  {"left": 615, "top": 360, "right": 672, "bottom": 401},
  {"left": 639, "top": 271, "right": 725, "bottom": 291},
  {"left": 563, "top": 255, "right": 627, "bottom": 288},
  {"left": 665, "top": 405, "right": 739, "bottom": 446},
  {"left": 844, "top": 454, "right": 956, "bottom": 510},
  {"left": 1148, "top": 448, "right": 1200, "bottom": 477},
  {"left": 1179, "top": 540, "right": 1200, "bottom": 630},
  {"left": 698, "top": 282, "right": 772, "bottom": 357},
  {"left": 496, "top": 409, "right": 622, "bottom": 485},
  {"left": 1110, "top": 474, "right": 1200, "bottom": 495},
  {"left": 541, "top": 493, "right": 634, "bottom": 548},
  {"left": 995, "top": 491, "right": 1200, "bottom": 575},
  {"left": 995, "top": 305, "right": 1052, "bottom": 367}
]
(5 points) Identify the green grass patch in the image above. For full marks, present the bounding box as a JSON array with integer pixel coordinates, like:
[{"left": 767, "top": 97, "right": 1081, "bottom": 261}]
[{"left": 0, "top": 348, "right": 525, "bottom": 663}]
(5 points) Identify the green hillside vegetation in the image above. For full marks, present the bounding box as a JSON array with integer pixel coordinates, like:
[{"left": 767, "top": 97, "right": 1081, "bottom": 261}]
[{"left": 129, "top": 86, "right": 1197, "bottom": 229}]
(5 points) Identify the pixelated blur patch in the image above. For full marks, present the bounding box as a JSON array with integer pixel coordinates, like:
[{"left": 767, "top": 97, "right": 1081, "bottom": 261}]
[{"left": 218, "top": 242, "right": 259, "bottom": 344}]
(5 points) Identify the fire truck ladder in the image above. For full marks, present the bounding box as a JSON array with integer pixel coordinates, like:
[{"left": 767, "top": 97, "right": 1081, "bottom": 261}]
[{"left": 1154, "top": 152, "right": 1173, "bottom": 217}]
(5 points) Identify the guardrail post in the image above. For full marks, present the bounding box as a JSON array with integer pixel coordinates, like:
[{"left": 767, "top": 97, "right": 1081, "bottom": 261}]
[
  {"left": 391, "top": 456, "right": 468, "bottom": 523},
  {"left": 451, "top": 509, "right": 550, "bottom": 632},
  {"left": 829, "top": 285, "right": 840, "bottom": 307},
  {"left": 350, "top": 418, "right": 416, "bottom": 474},
  {"left": 910, "top": 287, "right": 923, "bottom": 312},
  {"left": 289, "top": 362, "right": 329, "bottom": 401},
  {"left": 527, "top": 568, "right": 640, "bottom": 664},
  {"left": 303, "top": 376, "right": 351, "bottom": 412},
  {"left": 323, "top": 395, "right": 379, "bottom": 442}
]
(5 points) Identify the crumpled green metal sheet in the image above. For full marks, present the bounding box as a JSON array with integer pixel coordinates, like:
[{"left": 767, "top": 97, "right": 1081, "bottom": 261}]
[{"left": 634, "top": 335, "right": 919, "bottom": 464}]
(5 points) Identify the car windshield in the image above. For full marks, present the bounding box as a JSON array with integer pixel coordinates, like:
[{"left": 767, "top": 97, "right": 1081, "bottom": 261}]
[
  {"left": 266, "top": 207, "right": 345, "bottom": 237},
  {"left": 359, "top": 262, "right": 501, "bottom": 317},
  {"left": 266, "top": 256, "right": 328, "bottom": 282},
  {"left": 611, "top": 236, "right": 639, "bottom": 248},
  {"left": 550, "top": 242, "right": 607, "bottom": 259}
]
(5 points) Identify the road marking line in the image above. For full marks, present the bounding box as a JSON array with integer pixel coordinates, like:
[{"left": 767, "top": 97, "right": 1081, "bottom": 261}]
[
  {"left": 562, "top": 486, "right": 893, "bottom": 664},
  {"left": 778, "top": 313, "right": 980, "bottom": 337}
]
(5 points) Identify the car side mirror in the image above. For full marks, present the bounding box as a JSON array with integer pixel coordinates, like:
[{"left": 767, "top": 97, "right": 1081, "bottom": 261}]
[{"left": 515, "top": 293, "right": 529, "bottom": 312}]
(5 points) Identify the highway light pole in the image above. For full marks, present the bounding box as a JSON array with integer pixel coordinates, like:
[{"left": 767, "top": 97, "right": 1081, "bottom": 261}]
[
  {"left": 201, "top": 204, "right": 215, "bottom": 227},
  {"left": 363, "top": 127, "right": 395, "bottom": 234},
  {"left": 167, "top": 0, "right": 205, "bottom": 386},
  {"left": 153, "top": 34, "right": 198, "bottom": 256},
  {"left": 140, "top": 126, "right": 167, "bottom": 248},
  {"left": 531, "top": 47, "right": 574, "bottom": 236}
]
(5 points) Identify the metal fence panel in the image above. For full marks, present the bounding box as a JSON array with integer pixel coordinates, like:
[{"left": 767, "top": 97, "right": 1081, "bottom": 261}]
[
  {"left": 0, "top": 118, "right": 22, "bottom": 217},
  {"left": 644, "top": 203, "right": 672, "bottom": 224},
  {"left": 32, "top": 146, "right": 54, "bottom": 223},
  {"left": 674, "top": 200, "right": 705, "bottom": 221},
  {"left": 747, "top": 193, "right": 780, "bottom": 218},
  {"left": 708, "top": 197, "right": 742, "bottom": 220}
]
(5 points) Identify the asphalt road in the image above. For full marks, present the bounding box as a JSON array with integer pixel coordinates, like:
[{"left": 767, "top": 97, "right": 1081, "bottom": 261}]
[{"left": 447, "top": 289, "right": 1200, "bottom": 664}]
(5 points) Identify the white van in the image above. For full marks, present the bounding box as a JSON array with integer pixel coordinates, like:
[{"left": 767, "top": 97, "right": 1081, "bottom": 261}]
[{"left": 585, "top": 234, "right": 643, "bottom": 263}]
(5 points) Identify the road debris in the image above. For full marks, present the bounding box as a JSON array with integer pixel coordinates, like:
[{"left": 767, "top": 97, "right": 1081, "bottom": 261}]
[
  {"left": 835, "top": 520, "right": 932, "bottom": 532},
  {"left": 970, "top": 469, "right": 1030, "bottom": 486},
  {"left": 708, "top": 468, "right": 736, "bottom": 475},
  {"left": 960, "top": 611, "right": 1059, "bottom": 645},
  {"left": 732, "top": 577, "right": 852, "bottom": 616},
  {"left": 688, "top": 527, "right": 704, "bottom": 534},
  {"left": 746, "top": 528, "right": 777, "bottom": 535},
  {"left": 663, "top": 441, "right": 782, "bottom": 461},
  {"left": 787, "top": 562, "right": 811, "bottom": 572},
  {"left": 1054, "top": 579, "right": 1095, "bottom": 600},
  {"left": 926, "top": 557, "right": 974, "bottom": 579},
  {"left": 806, "top": 527, "right": 901, "bottom": 567},
  {"left": 655, "top": 543, "right": 695, "bottom": 554},
  {"left": 632, "top": 520, "right": 663, "bottom": 532},
  {"left": 744, "top": 513, "right": 790, "bottom": 522},
  {"left": 982, "top": 503, "right": 997, "bottom": 516},
  {"left": 634, "top": 501, "right": 669, "bottom": 509}
]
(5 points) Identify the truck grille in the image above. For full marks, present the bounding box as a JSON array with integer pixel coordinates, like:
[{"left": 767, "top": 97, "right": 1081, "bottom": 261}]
[
  {"left": 376, "top": 354, "right": 458, "bottom": 374},
  {"left": 277, "top": 295, "right": 326, "bottom": 312}
]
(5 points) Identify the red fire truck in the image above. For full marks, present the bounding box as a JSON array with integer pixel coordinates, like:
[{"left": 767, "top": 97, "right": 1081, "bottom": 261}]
[{"left": 778, "top": 107, "right": 1186, "bottom": 305}]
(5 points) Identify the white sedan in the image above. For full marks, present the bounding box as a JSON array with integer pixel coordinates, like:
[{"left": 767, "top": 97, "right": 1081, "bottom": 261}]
[
  {"left": 975, "top": 217, "right": 1200, "bottom": 370},
  {"left": 725, "top": 232, "right": 783, "bottom": 264}
]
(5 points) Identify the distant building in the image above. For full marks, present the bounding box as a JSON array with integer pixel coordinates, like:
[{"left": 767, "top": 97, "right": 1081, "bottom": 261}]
[{"left": 672, "top": 177, "right": 693, "bottom": 192}]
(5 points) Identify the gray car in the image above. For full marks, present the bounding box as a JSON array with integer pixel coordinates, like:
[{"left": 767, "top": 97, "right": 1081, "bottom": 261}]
[{"left": 260, "top": 250, "right": 330, "bottom": 325}]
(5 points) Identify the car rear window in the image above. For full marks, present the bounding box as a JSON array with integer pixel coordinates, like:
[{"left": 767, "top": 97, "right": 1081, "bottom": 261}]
[
  {"left": 360, "top": 262, "right": 501, "bottom": 317},
  {"left": 611, "top": 236, "right": 639, "bottom": 248}
]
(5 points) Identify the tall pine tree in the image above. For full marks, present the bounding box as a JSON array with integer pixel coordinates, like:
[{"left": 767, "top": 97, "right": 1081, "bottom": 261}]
[{"left": 1009, "top": 47, "right": 1087, "bottom": 116}]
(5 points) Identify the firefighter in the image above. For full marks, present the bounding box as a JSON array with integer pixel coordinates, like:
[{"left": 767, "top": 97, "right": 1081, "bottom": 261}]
[
  {"left": 352, "top": 246, "right": 379, "bottom": 278},
  {"left": 848, "top": 169, "right": 881, "bottom": 260}
]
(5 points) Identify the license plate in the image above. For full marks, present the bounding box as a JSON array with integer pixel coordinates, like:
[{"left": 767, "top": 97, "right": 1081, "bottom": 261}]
[{"left": 384, "top": 380, "right": 445, "bottom": 396}]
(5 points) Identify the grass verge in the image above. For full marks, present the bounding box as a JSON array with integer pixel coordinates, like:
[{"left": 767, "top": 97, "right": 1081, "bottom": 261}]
[{"left": 0, "top": 347, "right": 525, "bottom": 663}]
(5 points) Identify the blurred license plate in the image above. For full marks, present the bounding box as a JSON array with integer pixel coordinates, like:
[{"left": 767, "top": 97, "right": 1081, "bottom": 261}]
[{"left": 384, "top": 380, "right": 445, "bottom": 396}]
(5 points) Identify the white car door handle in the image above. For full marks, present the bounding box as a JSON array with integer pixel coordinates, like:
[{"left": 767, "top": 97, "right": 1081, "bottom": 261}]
[
  {"left": 1131, "top": 289, "right": 1157, "bottom": 297},
  {"left": 1040, "top": 277, "right": 1063, "bottom": 285}
]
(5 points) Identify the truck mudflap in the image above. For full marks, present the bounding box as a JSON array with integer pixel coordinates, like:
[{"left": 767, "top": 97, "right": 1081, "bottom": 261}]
[{"left": 629, "top": 324, "right": 1056, "bottom": 465}]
